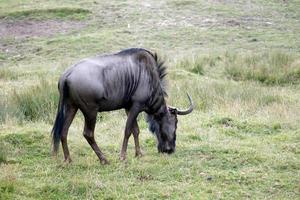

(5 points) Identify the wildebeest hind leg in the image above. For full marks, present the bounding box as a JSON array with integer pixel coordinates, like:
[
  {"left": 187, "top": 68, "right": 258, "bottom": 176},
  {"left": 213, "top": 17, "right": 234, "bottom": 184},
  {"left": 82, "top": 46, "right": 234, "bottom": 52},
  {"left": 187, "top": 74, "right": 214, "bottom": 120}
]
[
  {"left": 120, "top": 104, "right": 141, "bottom": 160},
  {"left": 61, "top": 104, "right": 78, "bottom": 163},
  {"left": 82, "top": 111, "right": 109, "bottom": 165}
]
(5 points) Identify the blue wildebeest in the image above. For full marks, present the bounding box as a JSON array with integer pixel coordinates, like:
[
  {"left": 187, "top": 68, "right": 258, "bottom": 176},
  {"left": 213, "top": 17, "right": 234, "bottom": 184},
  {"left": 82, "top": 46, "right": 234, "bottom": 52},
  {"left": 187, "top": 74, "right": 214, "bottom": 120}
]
[{"left": 52, "top": 48, "right": 194, "bottom": 164}]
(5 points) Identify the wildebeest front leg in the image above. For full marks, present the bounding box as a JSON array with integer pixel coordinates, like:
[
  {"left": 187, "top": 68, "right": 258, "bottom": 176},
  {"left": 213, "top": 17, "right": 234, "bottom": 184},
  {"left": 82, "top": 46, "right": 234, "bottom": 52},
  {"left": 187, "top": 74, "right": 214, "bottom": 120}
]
[
  {"left": 120, "top": 104, "right": 141, "bottom": 160},
  {"left": 83, "top": 112, "right": 109, "bottom": 165},
  {"left": 126, "top": 110, "right": 143, "bottom": 157},
  {"left": 132, "top": 120, "right": 143, "bottom": 157}
]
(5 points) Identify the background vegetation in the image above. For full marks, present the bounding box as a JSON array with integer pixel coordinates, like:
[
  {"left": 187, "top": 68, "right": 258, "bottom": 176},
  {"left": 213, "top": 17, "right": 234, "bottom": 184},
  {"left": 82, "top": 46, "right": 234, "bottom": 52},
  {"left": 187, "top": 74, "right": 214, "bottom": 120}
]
[{"left": 0, "top": 0, "right": 299, "bottom": 199}]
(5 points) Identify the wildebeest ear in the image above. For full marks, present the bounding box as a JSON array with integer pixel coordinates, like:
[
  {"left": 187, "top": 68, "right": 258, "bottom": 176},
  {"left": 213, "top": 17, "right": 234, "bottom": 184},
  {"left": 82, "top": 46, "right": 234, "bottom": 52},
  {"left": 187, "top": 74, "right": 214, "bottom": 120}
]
[{"left": 168, "top": 107, "right": 177, "bottom": 114}]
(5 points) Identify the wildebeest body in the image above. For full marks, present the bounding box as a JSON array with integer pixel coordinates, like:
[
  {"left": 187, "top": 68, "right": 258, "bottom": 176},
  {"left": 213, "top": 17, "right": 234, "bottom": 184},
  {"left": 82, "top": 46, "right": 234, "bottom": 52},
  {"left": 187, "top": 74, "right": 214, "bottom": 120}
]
[
  {"left": 52, "top": 48, "right": 193, "bottom": 164},
  {"left": 62, "top": 49, "right": 164, "bottom": 112}
]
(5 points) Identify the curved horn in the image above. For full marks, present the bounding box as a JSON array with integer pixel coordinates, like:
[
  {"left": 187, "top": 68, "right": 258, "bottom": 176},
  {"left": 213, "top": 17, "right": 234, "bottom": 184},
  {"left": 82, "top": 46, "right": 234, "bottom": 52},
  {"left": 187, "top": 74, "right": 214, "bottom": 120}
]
[
  {"left": 169, "top": 93, "right": 194, "bottom": 115},
  {"left": 177, "top": 93, "right": 194, "bottom": 115}
]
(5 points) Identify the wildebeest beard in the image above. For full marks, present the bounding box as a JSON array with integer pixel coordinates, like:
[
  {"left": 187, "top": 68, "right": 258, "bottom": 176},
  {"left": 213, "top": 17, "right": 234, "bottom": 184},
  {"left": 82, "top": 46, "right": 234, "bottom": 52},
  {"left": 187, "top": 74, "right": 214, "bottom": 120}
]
[{"left": 146, "top": 111, "right": 177, "bottom": 154}]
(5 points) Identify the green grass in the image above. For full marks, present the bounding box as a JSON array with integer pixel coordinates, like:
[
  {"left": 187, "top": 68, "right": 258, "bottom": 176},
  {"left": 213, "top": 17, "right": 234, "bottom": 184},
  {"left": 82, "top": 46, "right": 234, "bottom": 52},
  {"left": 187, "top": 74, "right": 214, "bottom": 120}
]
[
  {"left": 224, "top": 51, "right": 300, "bottom": 85},
  {"left": 11, "top": 80, "right": 58, "bottom": 122},
  {"left": 0, "top": 142, "right": 7, "bottom": 164},
  {"left": 0, "top": 8, "right": 91, "bottom": 20},
  {"left": 0, "top": 123, "right": 299, "bottom": 199},
  {"left": 175, "top": 55, "right": 220, "bottom": 75},
  {"left": 0, "top": 68, "right": 18, "bottom": 80},
  {"left": 0, "top": 0, "right": 300, "bottom": 199}
]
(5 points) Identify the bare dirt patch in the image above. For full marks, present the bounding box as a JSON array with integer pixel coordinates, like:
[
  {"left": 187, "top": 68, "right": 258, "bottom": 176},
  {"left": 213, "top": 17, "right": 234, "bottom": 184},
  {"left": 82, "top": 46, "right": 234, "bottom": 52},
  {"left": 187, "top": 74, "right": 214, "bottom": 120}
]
[{"left": 0, "top": 19, "right": 87, "bottom": 39}]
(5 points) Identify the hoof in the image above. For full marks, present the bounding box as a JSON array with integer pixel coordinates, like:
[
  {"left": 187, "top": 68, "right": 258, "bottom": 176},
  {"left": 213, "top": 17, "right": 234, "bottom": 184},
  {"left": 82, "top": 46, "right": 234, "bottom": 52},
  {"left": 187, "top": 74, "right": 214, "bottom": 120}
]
[
  {"left": 64, "top": 158, "right": 72, "bottom": 163},
  {"left": 100, "top": 158, "right": 109, "bottom": 165},
  {"left": 135, "top": 151, "right": 143, "bottom": 158},
  {"left": 51, "top": 152, "right": 58, "bottom": 159},
  {"left": 119, "top": 155, "right": 127, "bottom": 161}
]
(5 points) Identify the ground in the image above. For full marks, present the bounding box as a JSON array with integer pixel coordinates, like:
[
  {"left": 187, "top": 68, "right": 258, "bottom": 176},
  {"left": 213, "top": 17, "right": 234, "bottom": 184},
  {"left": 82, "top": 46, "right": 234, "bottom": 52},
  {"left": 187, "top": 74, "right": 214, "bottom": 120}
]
[{"left": 0, "top": 0, "right": 300, "bottom": 199}]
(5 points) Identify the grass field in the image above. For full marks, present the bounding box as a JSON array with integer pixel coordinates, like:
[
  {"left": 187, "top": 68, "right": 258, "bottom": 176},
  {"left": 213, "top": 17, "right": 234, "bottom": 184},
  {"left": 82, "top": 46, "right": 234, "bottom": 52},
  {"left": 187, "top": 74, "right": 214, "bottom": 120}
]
[{"left": 1, "top": 0, "right": 300, "bottom": 199}]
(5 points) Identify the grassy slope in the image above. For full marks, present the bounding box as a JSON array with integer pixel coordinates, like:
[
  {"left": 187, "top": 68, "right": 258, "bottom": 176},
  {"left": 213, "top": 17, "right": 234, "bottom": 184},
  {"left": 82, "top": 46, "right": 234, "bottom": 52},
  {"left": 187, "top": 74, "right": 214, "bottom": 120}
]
[{"left": 1, "top": 0, "right": 300, "bottom": 199}]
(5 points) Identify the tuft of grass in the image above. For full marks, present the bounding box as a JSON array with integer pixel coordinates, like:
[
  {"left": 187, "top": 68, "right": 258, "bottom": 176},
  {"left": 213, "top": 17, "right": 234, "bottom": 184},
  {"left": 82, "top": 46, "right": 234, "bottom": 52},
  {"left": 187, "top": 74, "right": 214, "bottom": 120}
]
[
  {"left": 0, "top": 94, "right": 20, "bottom": 124},
  {"left": 0, "top": 68, "right": 19, "bottom": 80},
  {"left": 0, "top": 180, "right": 15, "bottom": 200},
  {"left": 207, "top": 117, "right": 282, "bottom": 136},
  {"left": 0, "top": 99, "right": 8, "bottom": 123},
  {"left": 187, "top": 134, "right": 202, "bottom": 141},
  {"left": 0, "top": 143, "right": 7, "bottom": 164},
  {"left": 0, "top": 53, "right": 7, "bottom": 61},
  {"left": 169, "top": 77, "right": 291, "bottom": 117},
  {"left": 176, "top": 55, "right": 221, "bottom": 75},
  {"left": 170, "top": 0, "right": 197, "bottom": 7},
  {"left": 12, "top": 80, "right": 58, "bottom": 122},
  {"left": 224, "top": 51, "right": 300, "bottom": 85},
  {"left": 2, "top": 133, "right": 34, "bottom": 147},
  {"left": 1, "top": 8, "right": 91, "bottom": 20}
]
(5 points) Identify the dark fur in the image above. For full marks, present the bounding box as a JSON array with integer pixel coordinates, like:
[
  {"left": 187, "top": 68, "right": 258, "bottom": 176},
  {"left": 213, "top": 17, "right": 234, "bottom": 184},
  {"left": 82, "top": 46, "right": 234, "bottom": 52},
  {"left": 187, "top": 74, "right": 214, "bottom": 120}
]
[
  {"left": 51, "top": 81, "right": 68, "bottom": 154},
  {"left": 146, "top": 114, "right": 160, "bottom": 135},
  {"left": 117, "top": 48, "right": 167, "bottom": 97}
]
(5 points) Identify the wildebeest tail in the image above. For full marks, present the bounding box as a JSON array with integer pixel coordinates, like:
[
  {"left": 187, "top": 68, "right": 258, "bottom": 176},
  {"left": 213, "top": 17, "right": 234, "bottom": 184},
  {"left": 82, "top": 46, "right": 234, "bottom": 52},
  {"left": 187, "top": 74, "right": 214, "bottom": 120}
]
[{"left": 51, "top": 80, "right": 68, "bottom": 154}]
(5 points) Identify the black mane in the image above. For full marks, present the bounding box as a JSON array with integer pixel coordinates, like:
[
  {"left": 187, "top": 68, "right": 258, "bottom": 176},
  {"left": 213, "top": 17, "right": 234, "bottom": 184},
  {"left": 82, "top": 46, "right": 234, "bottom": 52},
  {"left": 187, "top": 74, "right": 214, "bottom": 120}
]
[
  {"left": 152, "top": 52, "right": 167, "bottom": 97},
  {"left": 118, "top": 48, "right": 168, "bottom": 97}
]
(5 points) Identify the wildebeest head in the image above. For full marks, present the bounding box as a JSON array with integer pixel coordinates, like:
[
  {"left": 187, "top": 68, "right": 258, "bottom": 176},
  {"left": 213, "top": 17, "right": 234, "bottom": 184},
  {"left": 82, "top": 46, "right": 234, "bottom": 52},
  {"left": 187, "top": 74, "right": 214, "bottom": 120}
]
[{"left": 147, "top": 94, "right": 194, "bottom": 154}]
